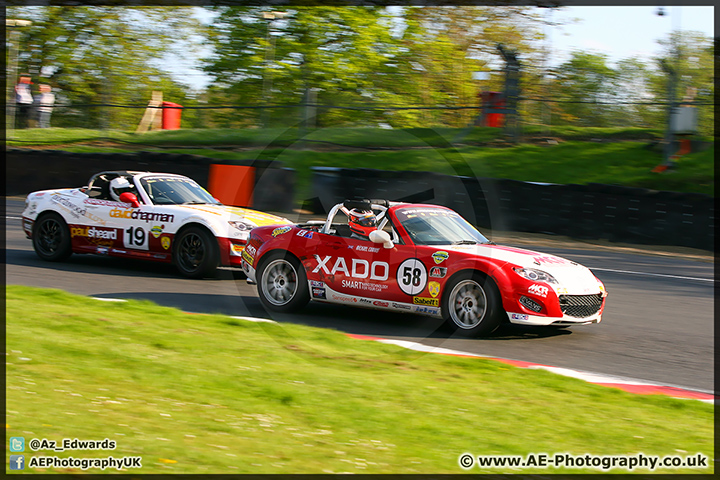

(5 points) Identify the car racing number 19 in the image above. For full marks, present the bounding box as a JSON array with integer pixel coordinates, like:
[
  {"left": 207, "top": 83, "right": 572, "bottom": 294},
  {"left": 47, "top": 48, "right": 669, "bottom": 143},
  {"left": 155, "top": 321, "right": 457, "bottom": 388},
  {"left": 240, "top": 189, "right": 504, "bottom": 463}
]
[{"left": 124, "top": 226, "right": 148, "bottom": 250}]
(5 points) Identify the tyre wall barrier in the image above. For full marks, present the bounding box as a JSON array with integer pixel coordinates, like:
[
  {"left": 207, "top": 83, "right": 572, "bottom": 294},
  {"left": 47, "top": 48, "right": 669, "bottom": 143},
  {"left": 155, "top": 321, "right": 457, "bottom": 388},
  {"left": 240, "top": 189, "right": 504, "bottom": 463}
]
[
  {"left": 310, "top": 167, "right": 714, "bottom": 251},
  {"left": 6, "top": 148, "right": 295, "bottom": 213}
]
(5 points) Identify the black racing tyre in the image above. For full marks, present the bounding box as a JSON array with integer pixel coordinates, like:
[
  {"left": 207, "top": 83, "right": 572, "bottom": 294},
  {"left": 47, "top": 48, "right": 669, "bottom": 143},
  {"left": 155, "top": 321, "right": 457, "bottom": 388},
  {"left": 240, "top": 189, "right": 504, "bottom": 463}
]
[
  {"left": 441, "top": 272, "right": 504, "bottom": 337},
  {"left": 32, "top": 212, "right": 72, "bottom": 262},
  {"left": 256, "top": 252, "right": 310, "bottom": 313},
  {"left": 173, "top": 226, "right": 219, "bottom": 279}
]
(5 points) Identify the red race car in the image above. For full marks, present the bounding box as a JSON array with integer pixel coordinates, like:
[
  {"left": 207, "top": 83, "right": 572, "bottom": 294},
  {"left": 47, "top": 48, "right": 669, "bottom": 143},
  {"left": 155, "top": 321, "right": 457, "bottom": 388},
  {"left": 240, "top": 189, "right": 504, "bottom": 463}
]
[{"left": 242, "top": 199, "right": 607, "bottom": 337}]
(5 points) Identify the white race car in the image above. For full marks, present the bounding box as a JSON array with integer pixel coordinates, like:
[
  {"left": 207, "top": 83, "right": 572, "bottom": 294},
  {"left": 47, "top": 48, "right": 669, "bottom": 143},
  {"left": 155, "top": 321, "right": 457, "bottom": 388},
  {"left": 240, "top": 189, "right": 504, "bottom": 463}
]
[{"left": 21, "top": 170, "right": 292, "bottom": 278}]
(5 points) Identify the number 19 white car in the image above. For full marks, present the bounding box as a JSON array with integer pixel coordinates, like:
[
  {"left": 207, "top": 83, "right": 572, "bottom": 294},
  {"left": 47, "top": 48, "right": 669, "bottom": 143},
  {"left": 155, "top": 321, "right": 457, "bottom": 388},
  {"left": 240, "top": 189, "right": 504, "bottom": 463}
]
[{"left": 21, "top": 170, "right": 292, "bottom": 278}]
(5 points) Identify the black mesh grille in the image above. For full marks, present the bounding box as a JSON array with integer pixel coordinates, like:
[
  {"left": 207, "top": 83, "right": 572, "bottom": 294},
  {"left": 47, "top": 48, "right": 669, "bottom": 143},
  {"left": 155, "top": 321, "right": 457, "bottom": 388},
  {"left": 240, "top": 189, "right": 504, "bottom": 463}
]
[{"left": 559, "top": 294, "right": 603, "bottom": 318}]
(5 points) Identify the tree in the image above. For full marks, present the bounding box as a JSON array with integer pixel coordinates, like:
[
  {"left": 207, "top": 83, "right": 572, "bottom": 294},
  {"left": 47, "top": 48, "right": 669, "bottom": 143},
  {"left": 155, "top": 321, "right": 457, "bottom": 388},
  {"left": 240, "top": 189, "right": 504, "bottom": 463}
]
[
  {"left": 5, "top": 6, "right": 203, "bottom": 129},
  {"left": 553, "top": 51, "right": 617, "bottom": 126}
]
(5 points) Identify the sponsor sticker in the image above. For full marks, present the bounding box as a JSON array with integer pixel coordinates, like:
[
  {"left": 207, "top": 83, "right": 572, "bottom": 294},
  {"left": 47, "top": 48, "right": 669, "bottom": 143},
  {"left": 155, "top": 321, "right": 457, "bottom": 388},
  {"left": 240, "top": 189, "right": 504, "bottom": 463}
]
[
  {"left": 413, "top": 296, "right": 439, "bottom": 307},
  {"left": 431, "top": 251, "right": 449, "bottom": 264},
  {"left": 533, "top": 255, "right": 570, "bottom": 265},
  {"left": 429, "top": 266, "right": 447, "bottom": 278},
  {"left": 313, "top": 255, "right": 389, "bottom": 281},
  {"left": 511, "top": 313, "right": 529, "bottom": 321},
  {"left": 245, "top": 244, "right": 257, "bottom": 256},
  {"left": 359, "top": 298, "right": 372, "bottom": 304},
  {"left": 310, "top": 281, "right": 324, "bottom": 288},
  {"left": 241, "top": 249, "right": 254, "bottom": 266},
  {"left": 161, "top": 237, "right": 171, "bottom": 250},
  {"left": 392, "top": 303, "right": 412, "bottom": 311},
  {"left": 312, "top": 288, "right": 326, "bottom": 299},
  {"left": 71, "top": 226, "right": 117, "bottom": 240},
  {"left": 528, "top": 284, "right": 549, "bottom": 297},
  {"left": 355, "top": 245, "right": 380, "bottom": 253},
  {"left": 296, "top": 229, "right": 314, "bottom": 239},
  {"left": 428, "top": 281, "right": 440, "bottom": 298},
  {"left": 150, "top": 225, "right": 164, "bottom": 238},
  {"left": 330, "top": 294, "right": 358, "bottom": 303},
  {"left": 109, "top": 208, "right": 174, "bottom": 223},
  {"left": 413, "top": 305, "right": 441, "bottom": 315},
  {"left": 231, "top": 244, "right": 245, "bottom": 254},
  {"left": 372, "top": 301, "right": 389, "bottom": 307},
  {"left": 96, "top": 247, "right": 109, "bottom": 255},
  {"left": 271, "top": 226, "right": 292, "bottom": 237}
]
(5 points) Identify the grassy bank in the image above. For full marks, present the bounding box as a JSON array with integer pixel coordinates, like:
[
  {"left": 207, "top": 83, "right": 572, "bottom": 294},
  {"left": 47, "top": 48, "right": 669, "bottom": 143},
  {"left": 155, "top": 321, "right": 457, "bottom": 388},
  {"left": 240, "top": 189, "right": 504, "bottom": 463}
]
[
  {"left": 6, "top": 286, "right": 713, "bottom": 474},
  {"left": 6, "top": 127, "right": 714, "bottom": 197}
]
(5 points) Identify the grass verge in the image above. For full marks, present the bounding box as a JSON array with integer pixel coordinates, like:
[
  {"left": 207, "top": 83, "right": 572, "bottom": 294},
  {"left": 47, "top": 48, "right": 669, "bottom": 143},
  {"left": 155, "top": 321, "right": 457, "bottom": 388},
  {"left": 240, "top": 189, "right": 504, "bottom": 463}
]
[{"left": 5, "top": 285, "right": 714, "bottom": 474}]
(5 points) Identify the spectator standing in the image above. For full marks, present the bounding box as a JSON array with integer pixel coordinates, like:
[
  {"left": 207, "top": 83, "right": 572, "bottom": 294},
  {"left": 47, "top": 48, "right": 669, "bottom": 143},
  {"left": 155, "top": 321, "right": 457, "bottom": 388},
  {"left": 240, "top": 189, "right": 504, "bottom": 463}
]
[
  {"left": 14, "top": 74, "right": 33, "bottom": 129},
  {"left": 36, "top": 84, "right": 55, "bottom": 128}
]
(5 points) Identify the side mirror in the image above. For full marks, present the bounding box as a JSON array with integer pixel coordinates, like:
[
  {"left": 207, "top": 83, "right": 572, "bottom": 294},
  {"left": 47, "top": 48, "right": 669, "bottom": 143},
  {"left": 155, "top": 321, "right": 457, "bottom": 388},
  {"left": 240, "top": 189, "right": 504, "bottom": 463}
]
[
  {"left": 119, "top": 192, "right": 140, "bottom": 208},
  {"left": 369, "top": 229, "right": 394, "bottom": 249}
]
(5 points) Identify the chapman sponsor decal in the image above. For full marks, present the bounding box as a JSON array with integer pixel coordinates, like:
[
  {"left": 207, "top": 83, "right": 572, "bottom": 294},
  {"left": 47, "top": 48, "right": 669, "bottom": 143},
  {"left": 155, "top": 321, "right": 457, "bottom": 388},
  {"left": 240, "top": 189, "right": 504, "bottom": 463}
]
[
  {"left": 241, "top": 249, "right": 254, "bottom": 266},
  {"left": 109, "top": 208, "right": 175, "bottom": 223},
  {"left": 296, "top": 229, "right": 314, "bottom": 239},
  {"left": 511, "top": 313, "right": 529, "bottom": 321},
  {"left": 161, "top": 237, "right": 171, "bottom": 250},
  {"left": 429, "top": 266, "right": 447, "bottom": 278},
  {"left": 413, "top": 296, "right": 439, "bottom": 307},
  {"left": 313, "top": 255, "right": 389, "bottom": 281},
  {"left": 373, "top": 301, "right": 389, "bottom": 307},
  {"left": 271, "top": 226, "right": 292, "bottom": 237},
  {"left": 431, "top": 251, "right": 449, "bottom": 264},
  {"left": 71, "top": 226, "right": 118, "bottom": 240},
  {"left": 528, "top": 284, "right": 549, "bottom": 297},
  {"left": 428, "top": 281, "right": 441, "bottom": 298}
]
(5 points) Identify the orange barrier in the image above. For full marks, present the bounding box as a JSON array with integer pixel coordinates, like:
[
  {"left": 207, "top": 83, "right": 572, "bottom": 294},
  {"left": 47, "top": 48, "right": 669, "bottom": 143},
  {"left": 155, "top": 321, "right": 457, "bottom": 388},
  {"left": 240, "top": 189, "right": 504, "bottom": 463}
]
[{"left": 207, "top": 164, "right": 255, "bottom": 207}]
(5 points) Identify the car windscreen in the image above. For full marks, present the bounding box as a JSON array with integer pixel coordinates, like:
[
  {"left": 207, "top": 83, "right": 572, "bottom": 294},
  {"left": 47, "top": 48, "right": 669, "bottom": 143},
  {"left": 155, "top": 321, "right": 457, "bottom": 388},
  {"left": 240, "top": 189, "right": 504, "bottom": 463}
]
[
  {"left": 139, "top": 176, "right": 220, "bottom": 206},
  {"left": 394, "top": 207, "right": 491, "bottom": 246}
]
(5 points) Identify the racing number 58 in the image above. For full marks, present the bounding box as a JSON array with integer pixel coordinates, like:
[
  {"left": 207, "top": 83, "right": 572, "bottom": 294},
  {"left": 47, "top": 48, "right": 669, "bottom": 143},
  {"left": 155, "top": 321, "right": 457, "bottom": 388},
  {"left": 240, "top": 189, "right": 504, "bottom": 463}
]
[
  {"left": 397, "top": 258, "right": 427, "bottom": 296},
  {"left": 402, "top": 266, "right": 422, "bottom": 287},
  {"left": 125, "top": 226, "right": 149, "bottom": 250}
]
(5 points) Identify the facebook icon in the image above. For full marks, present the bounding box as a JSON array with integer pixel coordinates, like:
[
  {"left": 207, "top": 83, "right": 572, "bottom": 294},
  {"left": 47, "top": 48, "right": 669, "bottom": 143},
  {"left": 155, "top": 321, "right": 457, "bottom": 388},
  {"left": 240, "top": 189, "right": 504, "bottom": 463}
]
[{"left": 10, "top": 455, "right": 25, "bottom": 470}]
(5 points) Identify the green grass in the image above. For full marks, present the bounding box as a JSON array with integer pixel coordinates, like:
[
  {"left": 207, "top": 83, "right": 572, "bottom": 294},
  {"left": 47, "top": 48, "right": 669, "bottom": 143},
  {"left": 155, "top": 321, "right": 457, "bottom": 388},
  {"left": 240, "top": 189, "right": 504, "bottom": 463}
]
[
  {"left": 6, "top": 286, "right": 714, "bottom": 474},
  {"left": 6, "top": 126, "right": 714, "bottom": 197}
]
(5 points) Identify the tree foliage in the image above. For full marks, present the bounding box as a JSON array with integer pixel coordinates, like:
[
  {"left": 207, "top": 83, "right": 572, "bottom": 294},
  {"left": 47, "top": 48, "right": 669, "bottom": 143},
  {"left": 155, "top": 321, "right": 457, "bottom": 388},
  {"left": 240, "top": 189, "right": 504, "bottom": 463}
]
[{"left": 6, "top": 6, "right": 204, "bottom": 129}]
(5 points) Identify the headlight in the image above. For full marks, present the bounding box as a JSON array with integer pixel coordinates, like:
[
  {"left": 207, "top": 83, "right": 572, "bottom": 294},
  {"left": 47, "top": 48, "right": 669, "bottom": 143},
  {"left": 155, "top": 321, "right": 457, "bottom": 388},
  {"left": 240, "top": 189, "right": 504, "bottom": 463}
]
[
  {"left": 228, "top": 220, "right": 255, "bottom": 231},
  {"left": 513, "top": 267, "right": 558, "bottom": 284}
]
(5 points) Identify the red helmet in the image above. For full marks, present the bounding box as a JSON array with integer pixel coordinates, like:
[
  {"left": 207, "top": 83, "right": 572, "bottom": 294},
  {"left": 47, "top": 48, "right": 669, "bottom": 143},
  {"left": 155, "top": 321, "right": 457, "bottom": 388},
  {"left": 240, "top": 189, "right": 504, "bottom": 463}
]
[{"left": 348, "top": 209, "right": 377, "bottom": 238}]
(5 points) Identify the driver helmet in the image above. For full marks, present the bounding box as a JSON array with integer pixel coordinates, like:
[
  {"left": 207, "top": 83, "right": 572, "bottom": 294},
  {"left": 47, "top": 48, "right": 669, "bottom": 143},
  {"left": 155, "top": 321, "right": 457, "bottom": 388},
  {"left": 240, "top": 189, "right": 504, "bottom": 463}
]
[
  {"left": 110, "top": 177, "right": 133, "bottom": 202},
  {"left": 348, "top": 209, "right": 377, "bottom": 238}
]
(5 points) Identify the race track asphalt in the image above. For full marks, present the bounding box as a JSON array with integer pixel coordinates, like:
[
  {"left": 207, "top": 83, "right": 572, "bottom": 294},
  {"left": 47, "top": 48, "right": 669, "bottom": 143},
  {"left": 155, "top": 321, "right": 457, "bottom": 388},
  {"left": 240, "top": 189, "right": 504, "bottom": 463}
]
[{"left": 4, "top": 198, "right": 714, "bottom": 392}]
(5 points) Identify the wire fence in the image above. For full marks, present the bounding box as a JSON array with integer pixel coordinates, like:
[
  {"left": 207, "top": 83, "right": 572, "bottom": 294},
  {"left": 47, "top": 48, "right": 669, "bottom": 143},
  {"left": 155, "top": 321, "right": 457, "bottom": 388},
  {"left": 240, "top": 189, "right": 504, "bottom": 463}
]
[{"left": 7, "top": 96, "right": 715, "bottom": 135}]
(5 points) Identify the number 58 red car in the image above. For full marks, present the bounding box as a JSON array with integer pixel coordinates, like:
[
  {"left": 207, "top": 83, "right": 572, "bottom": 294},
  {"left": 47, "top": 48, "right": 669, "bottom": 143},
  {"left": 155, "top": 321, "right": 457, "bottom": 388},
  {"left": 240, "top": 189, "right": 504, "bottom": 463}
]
[{"left": 242, "top": 199, "right": 607, "bottom": 337}]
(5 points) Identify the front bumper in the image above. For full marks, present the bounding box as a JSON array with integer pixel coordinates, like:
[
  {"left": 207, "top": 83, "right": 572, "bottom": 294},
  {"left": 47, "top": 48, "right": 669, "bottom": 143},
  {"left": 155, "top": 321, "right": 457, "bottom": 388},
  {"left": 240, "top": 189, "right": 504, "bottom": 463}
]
[{"left": 506, "top": 311, "right": 603, "bottom": 326}]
